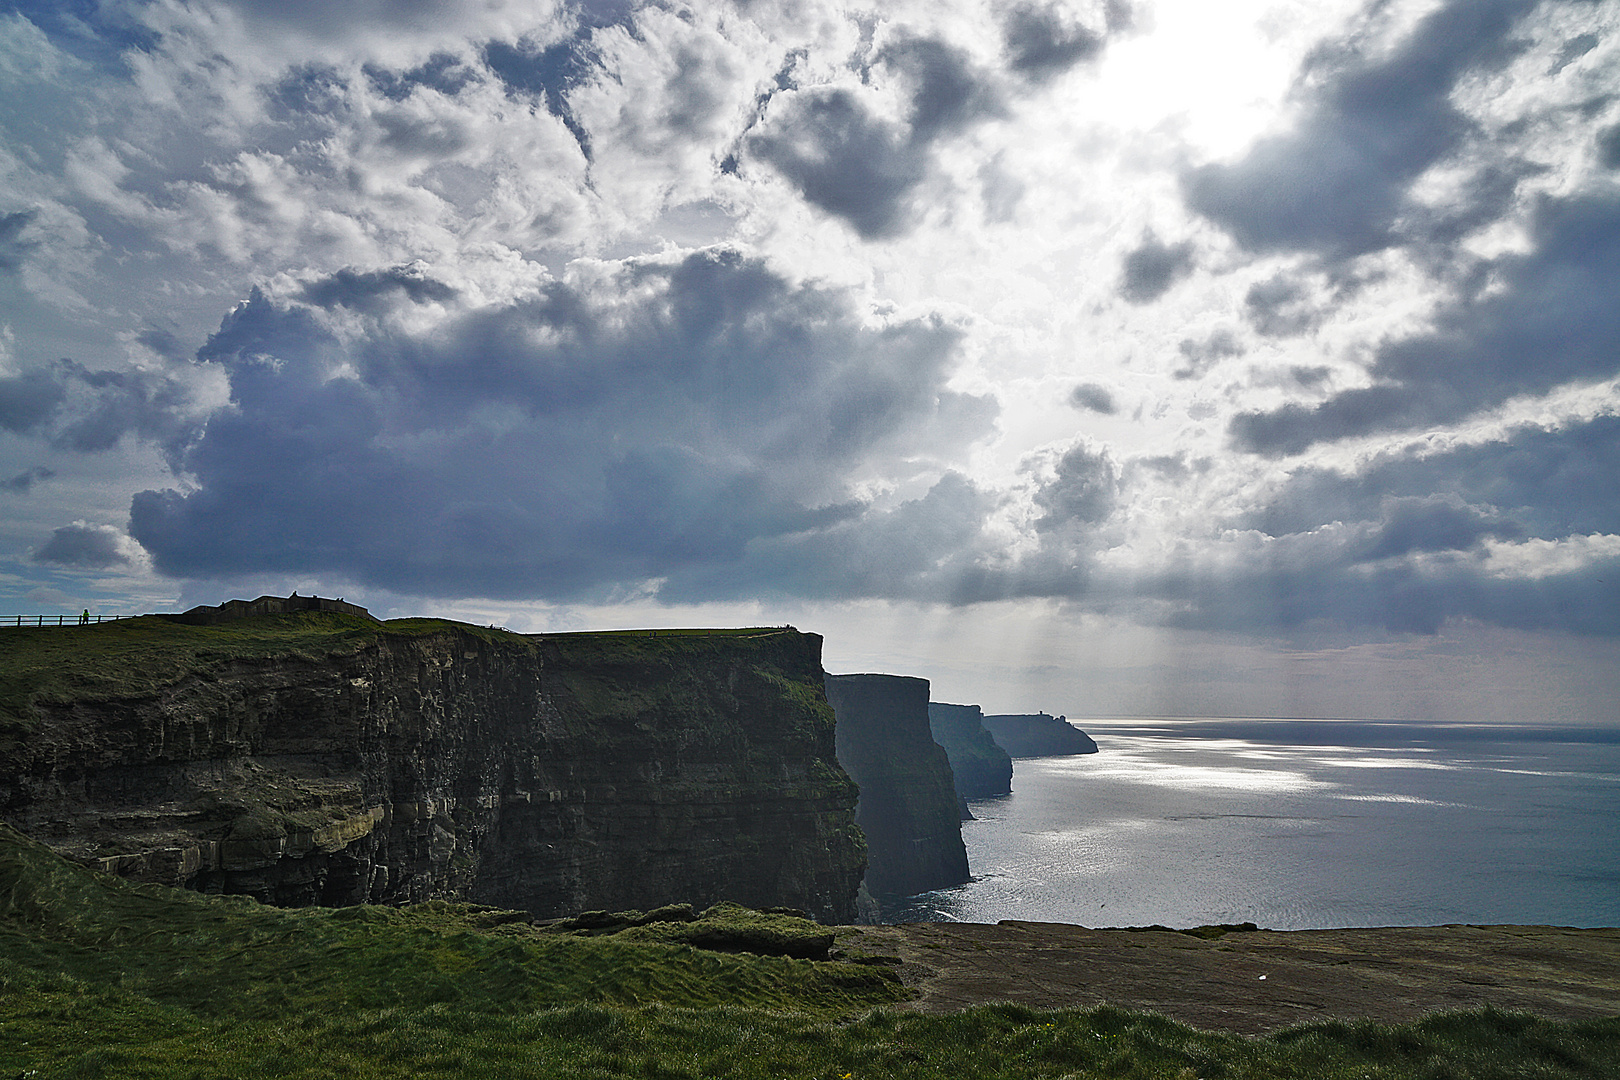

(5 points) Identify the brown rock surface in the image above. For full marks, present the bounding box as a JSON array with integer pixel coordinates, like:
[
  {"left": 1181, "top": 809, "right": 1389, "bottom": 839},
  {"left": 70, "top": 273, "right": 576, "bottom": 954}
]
[{"left": 837, "top": 920, "right": 1620, "bottom": 1034}]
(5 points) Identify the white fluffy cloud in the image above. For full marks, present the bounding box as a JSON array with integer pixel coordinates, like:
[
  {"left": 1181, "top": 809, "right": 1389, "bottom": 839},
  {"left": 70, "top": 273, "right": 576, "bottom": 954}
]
[{"left": 2, "top": 0, "right": 1619, "bottom": 718}]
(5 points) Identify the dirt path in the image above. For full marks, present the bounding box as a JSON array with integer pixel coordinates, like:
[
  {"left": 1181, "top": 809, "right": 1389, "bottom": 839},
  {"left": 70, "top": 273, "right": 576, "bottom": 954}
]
[{"left": 836, "top": 922, "right": 1620, "bottom": 1034}]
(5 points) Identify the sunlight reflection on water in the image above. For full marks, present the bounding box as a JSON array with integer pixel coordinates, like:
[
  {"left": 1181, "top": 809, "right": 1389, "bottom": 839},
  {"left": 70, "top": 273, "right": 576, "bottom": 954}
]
[{"left": 882, "top": 723, "right": 1620, "bottom": 930}]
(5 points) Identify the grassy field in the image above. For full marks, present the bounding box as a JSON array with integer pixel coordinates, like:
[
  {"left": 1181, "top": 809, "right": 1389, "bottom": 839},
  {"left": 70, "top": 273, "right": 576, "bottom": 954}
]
[
  {"left": 0, "top": 613, "right": 399, "bottom": 738},
  {"left": 2, "top": 826, "right": 1617, "bottom": 1079},
  {"left": 0, "top": 613, "right": 796, "bottom": 748}
]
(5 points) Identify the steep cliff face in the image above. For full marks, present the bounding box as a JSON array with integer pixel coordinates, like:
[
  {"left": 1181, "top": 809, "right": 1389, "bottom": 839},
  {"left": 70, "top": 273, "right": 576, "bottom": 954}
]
[
  {"left": 981, "top": 713, "right": 1099, "bottom": 757},
  {"left": 0, "top": 616, "right": 864, "bottom": 922},
  {"left": 927, "top": 703, "right": 1013, "bottom": 800},
  {"left": 824, "top": 674, "right": 968, "bottom": 898}
]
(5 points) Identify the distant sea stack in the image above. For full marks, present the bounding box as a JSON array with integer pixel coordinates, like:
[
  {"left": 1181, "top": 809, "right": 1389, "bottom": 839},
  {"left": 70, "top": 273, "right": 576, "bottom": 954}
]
[
  {"left": 825, "top": 675, "right": 970, "bottom": 898},
  {"left": 0, "top": 609, "right": 866, "bottom": 923},
  {"left": 981, "top": 713, "right": 1099, "bottom": 757},
  {"left": 927, "top": 703, "right": 1013, "bottom": 800}
]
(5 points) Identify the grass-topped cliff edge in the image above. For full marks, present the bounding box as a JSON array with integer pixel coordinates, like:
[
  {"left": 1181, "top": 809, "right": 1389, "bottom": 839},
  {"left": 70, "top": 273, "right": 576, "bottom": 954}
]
[
  {"left": 0, "top": 614, "right": 865, "bottom": 919},
  {"left": 4, "top": 825, "right": 1619, "bottom": 1079},
  {"left": 0, "top": 613, "right": 794, "bottom": 742}
]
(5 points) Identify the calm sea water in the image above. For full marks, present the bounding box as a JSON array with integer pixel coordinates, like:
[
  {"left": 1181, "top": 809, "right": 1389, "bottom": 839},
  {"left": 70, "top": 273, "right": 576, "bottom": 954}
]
[{"left": 884, "top": 721, "right": 1620, "bottom": 930}]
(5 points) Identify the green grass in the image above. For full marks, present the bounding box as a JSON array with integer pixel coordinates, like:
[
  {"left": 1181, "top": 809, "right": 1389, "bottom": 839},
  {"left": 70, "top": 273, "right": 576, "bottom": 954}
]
[
  {"left": 0, "top": 614, "right": 794, "bottom": 745},
  {"left": 0, "top": 613, "right": 390, "bottom": 736},
  {"left": 3, "top": 826, "right": 1618, "bottom": 1079}
]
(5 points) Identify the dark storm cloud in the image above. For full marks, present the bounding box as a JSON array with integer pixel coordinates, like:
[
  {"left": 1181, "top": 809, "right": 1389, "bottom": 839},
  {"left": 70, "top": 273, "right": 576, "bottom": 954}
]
[
  {"left": 0, "top": 359, "right": 203, "bottom": 455},
  {"left": 1598, "top": 123, "right": 1620, "bottom": 169},
  {"left": 2, "top": 466, "right": 53, "bottom": 494},
  {"left": 1230, "top": 192, "right": 1620, "bottom": 455},
  {"left": 881, "top": 35, "right": 1001, "bottom": 140},
  {"left": 1000, "top": 4, "right": 1104, "bottom": 81},
  {"left": 1034, "top": 443, "right": 1116, "bottom": 531},
  {"left": 1147, "top": 414, "right": 1620, "bottom": 637},
  {"left": 32, "top": 523, "right": 130, "bottom": 568},
  {"left": 0, "top": 365, "right": 67, "bottom": 435},
  {"left": 0, "top": 210, "right": 38, "bottom": 273},
  {"left": 748, "top": 16, "right": 1126, "bottom": 239},
  {"left": 1118, "top": 234, "right": 1194, "bottom": 304},
  {"left": 1247, "top": 415, "right": 1620, "bottom": 542},
  {"left": 1133, "top": 545, "right": 1620, "bottom": 637},
  {"left": 1173, "top": 328, "right": 1242, "bottom": 380},
  {"left": 483, "top": 36, "right": 596, "bottom": 158},
  {"left": 1243, "top": 273, "right": 1323, "bottom": 337},
  {"left": 128, "top": 249, "right": 997, "bottom": 600},
  {"left": 1183, "top": 0, "right": 1537, "bottom": 258},
  {"left": 299, "top": 265, "right": 458, "bottom": 313},
  {"left": 657, "top": 471, "right": 1002, "bottom": 603},
  {"left": 746, "top": 36, "right": 1001, "bottom": 238},
  {"left": 1550, "top": 31, "right": 1599, "bottom": 75},
  {"left": 746, "top": 89, "right": 927, "bottom": 239},
  {"left": 1069, "top": 382, "right": 1116, "bottom": 414},
  {"left": 364, "top": 53, "right": 478, "bottom": 101},
  {"left": 1351, "top": 496, "right": 1519, "bottom": 562},
  {"left": 136, "top": 329, "right": 188, "bottom": 362}
]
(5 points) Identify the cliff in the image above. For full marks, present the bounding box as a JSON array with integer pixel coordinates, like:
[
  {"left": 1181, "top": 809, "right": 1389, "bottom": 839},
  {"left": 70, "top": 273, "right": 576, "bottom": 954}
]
[
  {"left": 824, "top": 674, "right": 969, "bottom": 898},
  {"left": 927, "top": 703, "right": 1013, "bottom": 801},
  {"left": 0, "top": 615, "right": 865, "bottom": 922},
  {"left": 981, "top": 713, "right": 1099, "bottom": 757}
]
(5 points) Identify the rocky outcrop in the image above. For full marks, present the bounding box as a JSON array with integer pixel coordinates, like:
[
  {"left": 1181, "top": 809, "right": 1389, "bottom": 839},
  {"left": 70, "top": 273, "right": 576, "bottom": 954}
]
[
  {"left": 0, "top": 617, "right": 864, "bottom": 922},
  {"left": 824, "top": 674, "right": 969, "bottom": 898},
  {"left": 927, "top": 703, "right": 1013, "bottom": 803},
  {"left": 163, "top": 592, "right": 379, "bottom": 625},
  {"left": 981, "top": 713, "right": 1099, "bottom": 757}
]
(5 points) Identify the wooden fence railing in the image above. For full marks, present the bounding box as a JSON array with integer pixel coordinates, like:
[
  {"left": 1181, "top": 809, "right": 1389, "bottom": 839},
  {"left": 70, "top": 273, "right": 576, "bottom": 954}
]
[{"left": 3, "top": 614, "right": 139, "bottom": 627}]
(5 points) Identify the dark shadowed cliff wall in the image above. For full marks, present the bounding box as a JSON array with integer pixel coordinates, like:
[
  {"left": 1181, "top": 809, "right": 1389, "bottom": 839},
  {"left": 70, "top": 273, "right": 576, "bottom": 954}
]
[
  {"left": 824, "top": 674, "right": 969, "bottom": 898},
  {"left": 981, "top": 713, "right": 1099, "bottom": 757},
  {"left": 0, "top": 616, "right": 865, "bottom": 922},
  {"left": 927, "top": 702, "right": 1013, "bottom": 800}
]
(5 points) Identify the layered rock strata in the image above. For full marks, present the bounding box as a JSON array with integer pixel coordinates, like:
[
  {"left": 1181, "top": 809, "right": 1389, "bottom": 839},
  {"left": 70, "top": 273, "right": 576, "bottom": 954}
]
[
  {"left": 0, "top": 616, "right": 864, "bottom": 922},
  {"left": 927, "top": 703, "right": 1013, "bottom": 803},
  {"left": 981, "top": 713, "right": 1099, "bottom": 757},
  {"left": 825, "top": 674, "right": 969, "bottom": 898}
]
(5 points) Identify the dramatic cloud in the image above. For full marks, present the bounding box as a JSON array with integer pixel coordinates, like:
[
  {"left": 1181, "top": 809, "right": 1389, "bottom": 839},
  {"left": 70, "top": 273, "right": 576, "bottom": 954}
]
[
  {"left": 1173, "top": 328, "right": 1243, "bottom": 381},
  {"left": 1246, "top": 416, "right": 1620, "bottom": 543},
  {"left": 1000, "top": 3, "right": 1110, "bottom": 82},
  {"left": 1183, "top": 0, "right": 1538, "bottom": 258},
  {"left": 1242, "top": 273, "right": 1324, "bottom": 338},
  {"left": 0, "top": 359, "right": 208, "bottom": 454},
  {"left": 1231, "top": 192, "right": 1620, "bottom": 455},
  {"left": 2, "top": 466, "right": 52, "bottom": 494},
  {"left": 0, "top": 210, "right": 37, "bottom": 273},
  {"left": 128, "top": 249, "right": 995, "bottom": 600},
  {"left": 1118, "top": 234, "right": 1194, "bottom": 305},
  {"left": 746, "top": 88, "right": 929, "bottom": 240},
  {"left": 658, "top": 470, "right": 1003, "bottom": 604},
  {"left": 3, "top": 0, "right": 1618, "bottom": 719},
  {"left": 1069, "top": 382, "right": 1117, "bottom": 414},
  {"left": 33, "top": 522, "right": 136, "bottom": 569},
  {"left": 298, "top": 263, "right": 459, "bottom": 313},
  {"left": 746, "top": 11, "right": 1123, "bottom": 238},
  {"left": 1033, "top": 443, "right": 1117, "bottom": 532}
]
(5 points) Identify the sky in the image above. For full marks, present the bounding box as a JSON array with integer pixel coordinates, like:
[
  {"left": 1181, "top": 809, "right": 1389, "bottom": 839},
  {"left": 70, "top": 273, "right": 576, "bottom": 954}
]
[{"left": 2, "top": 0, "right": 1618, "bottom": 724}]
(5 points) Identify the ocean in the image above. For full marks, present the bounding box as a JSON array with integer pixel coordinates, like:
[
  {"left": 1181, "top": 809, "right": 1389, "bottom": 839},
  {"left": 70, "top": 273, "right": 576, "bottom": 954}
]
[{"left": 883, "top": 720, "right": 1620, "bottom": 930}]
